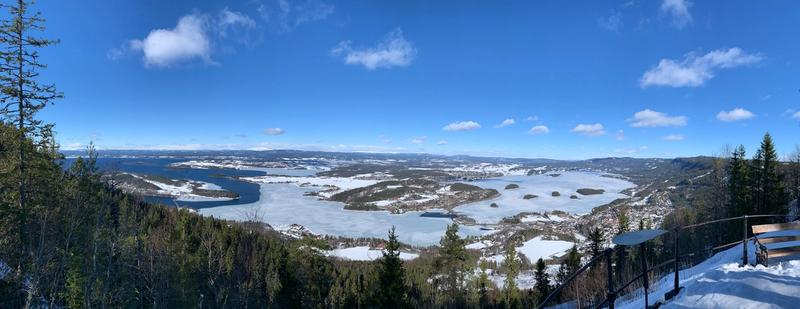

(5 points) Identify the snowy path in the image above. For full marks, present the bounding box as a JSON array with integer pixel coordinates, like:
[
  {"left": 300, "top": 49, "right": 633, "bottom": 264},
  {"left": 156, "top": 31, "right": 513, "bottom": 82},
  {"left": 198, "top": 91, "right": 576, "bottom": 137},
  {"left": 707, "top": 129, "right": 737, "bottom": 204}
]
[{"left": 618, "top": 238, "right": 800, "bottom": 309}]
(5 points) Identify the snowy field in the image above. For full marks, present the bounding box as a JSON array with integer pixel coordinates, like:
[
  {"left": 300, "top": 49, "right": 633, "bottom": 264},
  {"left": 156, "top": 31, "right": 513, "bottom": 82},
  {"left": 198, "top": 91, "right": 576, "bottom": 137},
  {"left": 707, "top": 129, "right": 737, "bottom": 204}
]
[
  {"left": 617, "top": 236, "right": 800, "bottom": 309},
  {"left": 516, "top": 237, "right": 575, "bottom": 262},
  {"left": 454, "top": 172, "right": 635, "bottom": 224},
  {"left": 199, "top": 183, "right": 485, "bottom": 246},
  {"left": 326, "top": 246, "right": 419, "bottom": 261}
]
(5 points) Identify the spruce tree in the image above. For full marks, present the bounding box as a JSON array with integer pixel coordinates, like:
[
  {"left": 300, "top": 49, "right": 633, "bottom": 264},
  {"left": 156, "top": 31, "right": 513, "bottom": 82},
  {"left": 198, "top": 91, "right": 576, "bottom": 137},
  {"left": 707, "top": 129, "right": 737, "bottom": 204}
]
[
  {"left": 378, "top": 226, "right": 407, "bottom": 308},
  {"left": 533, "top": 258, "right": 550, "bottom": 304},
  {"left": 501, "top": 244, "right": 520, "bottom": 308},
  {"left": 728, "top": 145, "right": 750, "bottom": 217},
  {"left": 0, "top": 0, "right": 63, "bottom": 218},
  {"left": 757, "top": 133, "right": 786, "bottom": 216},
  {"left": 435, "top": 223, "right": 470, "bottom": 305},
  {"left": 587, "top": 227, "right": 605, "bottom": 260}
]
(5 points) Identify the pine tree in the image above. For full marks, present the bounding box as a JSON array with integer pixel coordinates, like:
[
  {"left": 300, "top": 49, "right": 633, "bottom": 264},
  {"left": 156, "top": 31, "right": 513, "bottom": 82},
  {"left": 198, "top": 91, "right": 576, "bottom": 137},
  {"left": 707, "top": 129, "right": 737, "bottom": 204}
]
[
  {"left": 476, "top": 259, "right": 492, "bottom": 307},
  {"left": 501, "top": 244, "right": 520, "bottom": 308},
  {"left": 378, "top": 226, "right": 407, "bottom": 308},
  {"left": 533, "top": 258, "right": 550, "bottom": 304}
]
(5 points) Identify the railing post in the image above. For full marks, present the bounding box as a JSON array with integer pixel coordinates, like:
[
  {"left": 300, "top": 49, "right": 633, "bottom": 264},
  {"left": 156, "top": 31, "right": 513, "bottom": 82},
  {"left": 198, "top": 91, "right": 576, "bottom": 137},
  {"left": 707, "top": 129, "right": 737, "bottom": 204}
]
[
  {"left": 742, "top": 215, "right": 748, "bottom": 266},
  {"left": 605, "top": 248, "right": 615, "bottom": 309},
  {"left": 640, "top": 243, "right": 649, "bottom": 308},
  {"left": 665, "top": 228, "right": 682, "bottom": 300}
]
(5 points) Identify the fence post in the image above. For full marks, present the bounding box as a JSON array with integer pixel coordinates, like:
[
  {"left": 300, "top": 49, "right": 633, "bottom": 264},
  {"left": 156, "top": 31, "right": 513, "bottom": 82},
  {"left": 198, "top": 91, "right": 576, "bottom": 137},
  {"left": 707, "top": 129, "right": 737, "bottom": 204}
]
[
  {"left": 640, "top": 243, "right": 649, "bottom": 308},
  {"left": 605, "top": 249, "right": 615, "bottom": 309},
  {"left": 742, "top": 215, "right": 748, "bottom": 266},
  {"left": 665, "top": 227, "right": 682, "bottom": 300}
]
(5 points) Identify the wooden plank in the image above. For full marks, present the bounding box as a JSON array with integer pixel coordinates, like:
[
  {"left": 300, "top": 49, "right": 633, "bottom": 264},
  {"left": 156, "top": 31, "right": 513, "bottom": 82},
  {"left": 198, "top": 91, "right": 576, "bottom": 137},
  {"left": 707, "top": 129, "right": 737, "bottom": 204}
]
[
  {"left": 751, "top": 221, "right": 800, "bottom": 234},
  {"left": 757, "top": 235, "right": 800, "bottom": 245},
  {"left": 766, "top": 246, "right": 800, "bottom": 258}
]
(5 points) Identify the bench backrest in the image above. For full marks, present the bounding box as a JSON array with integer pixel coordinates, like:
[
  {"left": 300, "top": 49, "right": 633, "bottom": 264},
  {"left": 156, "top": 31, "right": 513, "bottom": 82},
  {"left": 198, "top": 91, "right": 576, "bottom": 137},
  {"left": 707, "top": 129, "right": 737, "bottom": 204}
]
[{"left": 751, "top": 221, "right": 800, "bottom": 235}]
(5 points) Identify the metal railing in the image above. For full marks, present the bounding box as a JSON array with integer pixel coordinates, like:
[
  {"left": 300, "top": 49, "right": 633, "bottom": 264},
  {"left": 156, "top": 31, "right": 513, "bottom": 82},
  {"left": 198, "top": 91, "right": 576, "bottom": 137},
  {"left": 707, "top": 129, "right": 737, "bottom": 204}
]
[{"left": 538, "top": 214, "right": 797, "bottom": 309}]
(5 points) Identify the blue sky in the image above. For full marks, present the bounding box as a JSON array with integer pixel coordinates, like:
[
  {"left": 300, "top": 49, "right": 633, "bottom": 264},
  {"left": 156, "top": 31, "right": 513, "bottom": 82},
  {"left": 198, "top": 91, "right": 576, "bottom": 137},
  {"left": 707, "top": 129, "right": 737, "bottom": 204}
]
[{"left": 33, "top": 0, "right": 800, "bottom": 159}]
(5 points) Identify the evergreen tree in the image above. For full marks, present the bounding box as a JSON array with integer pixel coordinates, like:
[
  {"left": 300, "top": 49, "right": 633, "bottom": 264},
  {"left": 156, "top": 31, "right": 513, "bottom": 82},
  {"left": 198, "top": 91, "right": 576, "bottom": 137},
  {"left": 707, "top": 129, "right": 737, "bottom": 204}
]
[
  {"left": 728, "top": 145, "right": 750, "bottom": 217},
  {"left": 756, "top": 133, "right": 787, "bottom": 216},
  {"left": 434, "top": 223, "right": 470, "bottom": 306},
  {"left": 501, "top": 244, "right": 520, "bottom": 308},
  {"left": 587, "top": 227, "right": 605, "bottom": 260},
  {"left": 0, "top": 0, "right": 63, "bottom": 228},
  {"left": 377, "top": 226, "right": 407, "bottom": 308},
  {"left": 476, "top": 259, "right": 492, "bottom": 308},
  {"left": 533, "top": 258, "right": 550, "bottom": 304}
]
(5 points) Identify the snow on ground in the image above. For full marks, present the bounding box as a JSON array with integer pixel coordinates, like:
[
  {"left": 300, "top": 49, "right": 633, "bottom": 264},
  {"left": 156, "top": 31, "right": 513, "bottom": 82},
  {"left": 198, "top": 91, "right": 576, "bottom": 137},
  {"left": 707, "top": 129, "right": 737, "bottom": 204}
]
[
  {"left": 325, "top": 246, "right": 419, "bottom": 261},
  {"left": 131, "top": 174, "right": 236, "bottom": 202},
  {"left": 467, "top": 240, "right": 494, "bottom": 250},
  {"left": 520, "top": 213, "right": 568, "bottom": 223},
  {"left": 455, "top": 172, "right": 635, "bottom": 224},
  {"left": 617, "top": 232, "right": 800, "bottom": 309},
  {"left": 444, "top": 163, "right": 529, "bottom": 176},
  {"left": 517, "top": 237, "right": 574, "bottom": 262},
  {"left": 171, "top": 160, "right": 247, "bottom": 170},
  {"left": 241, "top": 175, "right": 377, "bottom": 198}
]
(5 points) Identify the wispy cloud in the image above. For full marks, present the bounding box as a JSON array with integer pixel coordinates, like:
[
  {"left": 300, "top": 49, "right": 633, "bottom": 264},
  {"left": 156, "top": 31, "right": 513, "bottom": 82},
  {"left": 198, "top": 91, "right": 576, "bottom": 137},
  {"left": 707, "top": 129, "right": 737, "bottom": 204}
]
[
  {"left": 263, "top": 128, "right": 285, "bottom": 135},
  {"left": 410, "top": 136, "right": 427, "bottom": 144},
  {"left": 571, "top": 123, "right": 606, "bottom": 136},
  {"left": 528, "top": 125, "right": 550, "bottom": 135},
  {"left": 443, "top": 121, "right": 481, "bottom": 132},
  {"left": 495, "top": 118, "right": 515, "bottom": 128},
  {"left": 615, "top": 130, "right": 625, "bottom": 141},
  {"left": 792, "top": 111, "right": 800, "bottom": 120},
  {"left": 257, "top": 0, "right": 334, "bottom": 32},
  {"left": 526, "top": 115, "right": 539, "bottom": 122},
  {"left": 660, "top": 0, "right": 692, "bottom": 29},
  {"left": 640, "top": 48, "right": 763, "bottom": 88},
  {"left": 437, "top": 140, "right": 448, "bottom": 145},
  {"left": 331, "top": 28, "right": 416, "bottom": 70},
  {"left": 663, "top": 134, "right": 684, "bottom": 141},
  {"left": 599, "top": 11, "right": 623, "bottom": 33},
  {"left": 717, "top": 108, "right": 755, "bottom": 122},
  {"left": 628, "top": 109, "right": 687, "bottom": 127}
]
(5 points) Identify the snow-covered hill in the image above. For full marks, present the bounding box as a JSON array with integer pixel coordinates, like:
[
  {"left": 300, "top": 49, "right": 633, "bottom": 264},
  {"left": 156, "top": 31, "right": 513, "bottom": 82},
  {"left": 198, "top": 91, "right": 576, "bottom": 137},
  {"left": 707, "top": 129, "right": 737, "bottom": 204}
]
[{"left": 619, "top": 240, "right": 800, "bottom": 309}]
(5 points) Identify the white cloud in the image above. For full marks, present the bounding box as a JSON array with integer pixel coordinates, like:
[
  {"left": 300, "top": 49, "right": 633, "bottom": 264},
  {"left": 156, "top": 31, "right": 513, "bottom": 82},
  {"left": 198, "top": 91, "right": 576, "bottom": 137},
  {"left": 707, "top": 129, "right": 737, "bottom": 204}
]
[
  {"left": 527, "top": 125, "right": 550, "bottom": 135},
  {"left": 526, "top": 115, "right": 539, "bottom": 121},
  {"left": 717, "top": 108, "right": 755, "bottom": 122},
  {"left": 628, "top": 109, "right": 687, "bottom": 127},
  {"left": 640, "top": 48, "right": 763, "bottom": 88},
  {"left": 496, "top": 118, "right": 515, "bottom": 128},
  {"left": 661, "top": 0, "right": 692, "bottom": 29},
  {"left": 793, "top": 111, "right": 800, "bottom": 120},
  {"left": 264, "top": 128, "right": 285, "bottom": 135},
  {"left": 571, "top": 123, "right": 606, "bottom": 136},
  {"left": 331, "top": 28, "right": 416, "bottom": 70},
  {"left": 128, "top": 13, "right": 213, "bottom": 67},
  {"left": 410, "top": 136, "right": 427, "bottom": 144},
  {"left": 443, "top": 121, "right": 481, "bottom": 132},
  {"left": 437, "top": 140, "right": 448, "bottom": 145},
  {"left": 663, "top": 134, "right": 684, "bottom": 141},
  {"left": 615, "top": 130, "right": 625, "bottom": 141}
]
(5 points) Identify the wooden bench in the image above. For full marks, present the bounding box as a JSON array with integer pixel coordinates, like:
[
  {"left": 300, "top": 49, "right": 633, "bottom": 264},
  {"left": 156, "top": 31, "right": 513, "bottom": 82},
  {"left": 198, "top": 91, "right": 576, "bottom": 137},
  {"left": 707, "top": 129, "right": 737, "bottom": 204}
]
[{"left": 751, "top": 221, "right": 800, "bottom": 266}]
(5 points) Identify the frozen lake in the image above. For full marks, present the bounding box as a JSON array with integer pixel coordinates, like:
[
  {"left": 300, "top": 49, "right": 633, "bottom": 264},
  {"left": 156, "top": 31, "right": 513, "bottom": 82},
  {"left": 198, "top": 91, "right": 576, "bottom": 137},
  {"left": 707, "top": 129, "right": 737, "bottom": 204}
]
[
  {"left": 454, "top": 172, "right": 635, "bottom": 224},
  {"left": 199, "top": 182, "right": 485, "bottom": 246}
]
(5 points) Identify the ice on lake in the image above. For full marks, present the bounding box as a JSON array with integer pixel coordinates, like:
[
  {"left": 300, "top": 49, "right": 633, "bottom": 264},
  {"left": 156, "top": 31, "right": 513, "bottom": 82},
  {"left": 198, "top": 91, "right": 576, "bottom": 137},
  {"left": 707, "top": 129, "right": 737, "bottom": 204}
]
[
  {"left": 199, "top": 183, "right": 485, "bottom": 246},
  {"left": 454, "top": 172, "right": 635, "bottom": 224}
]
